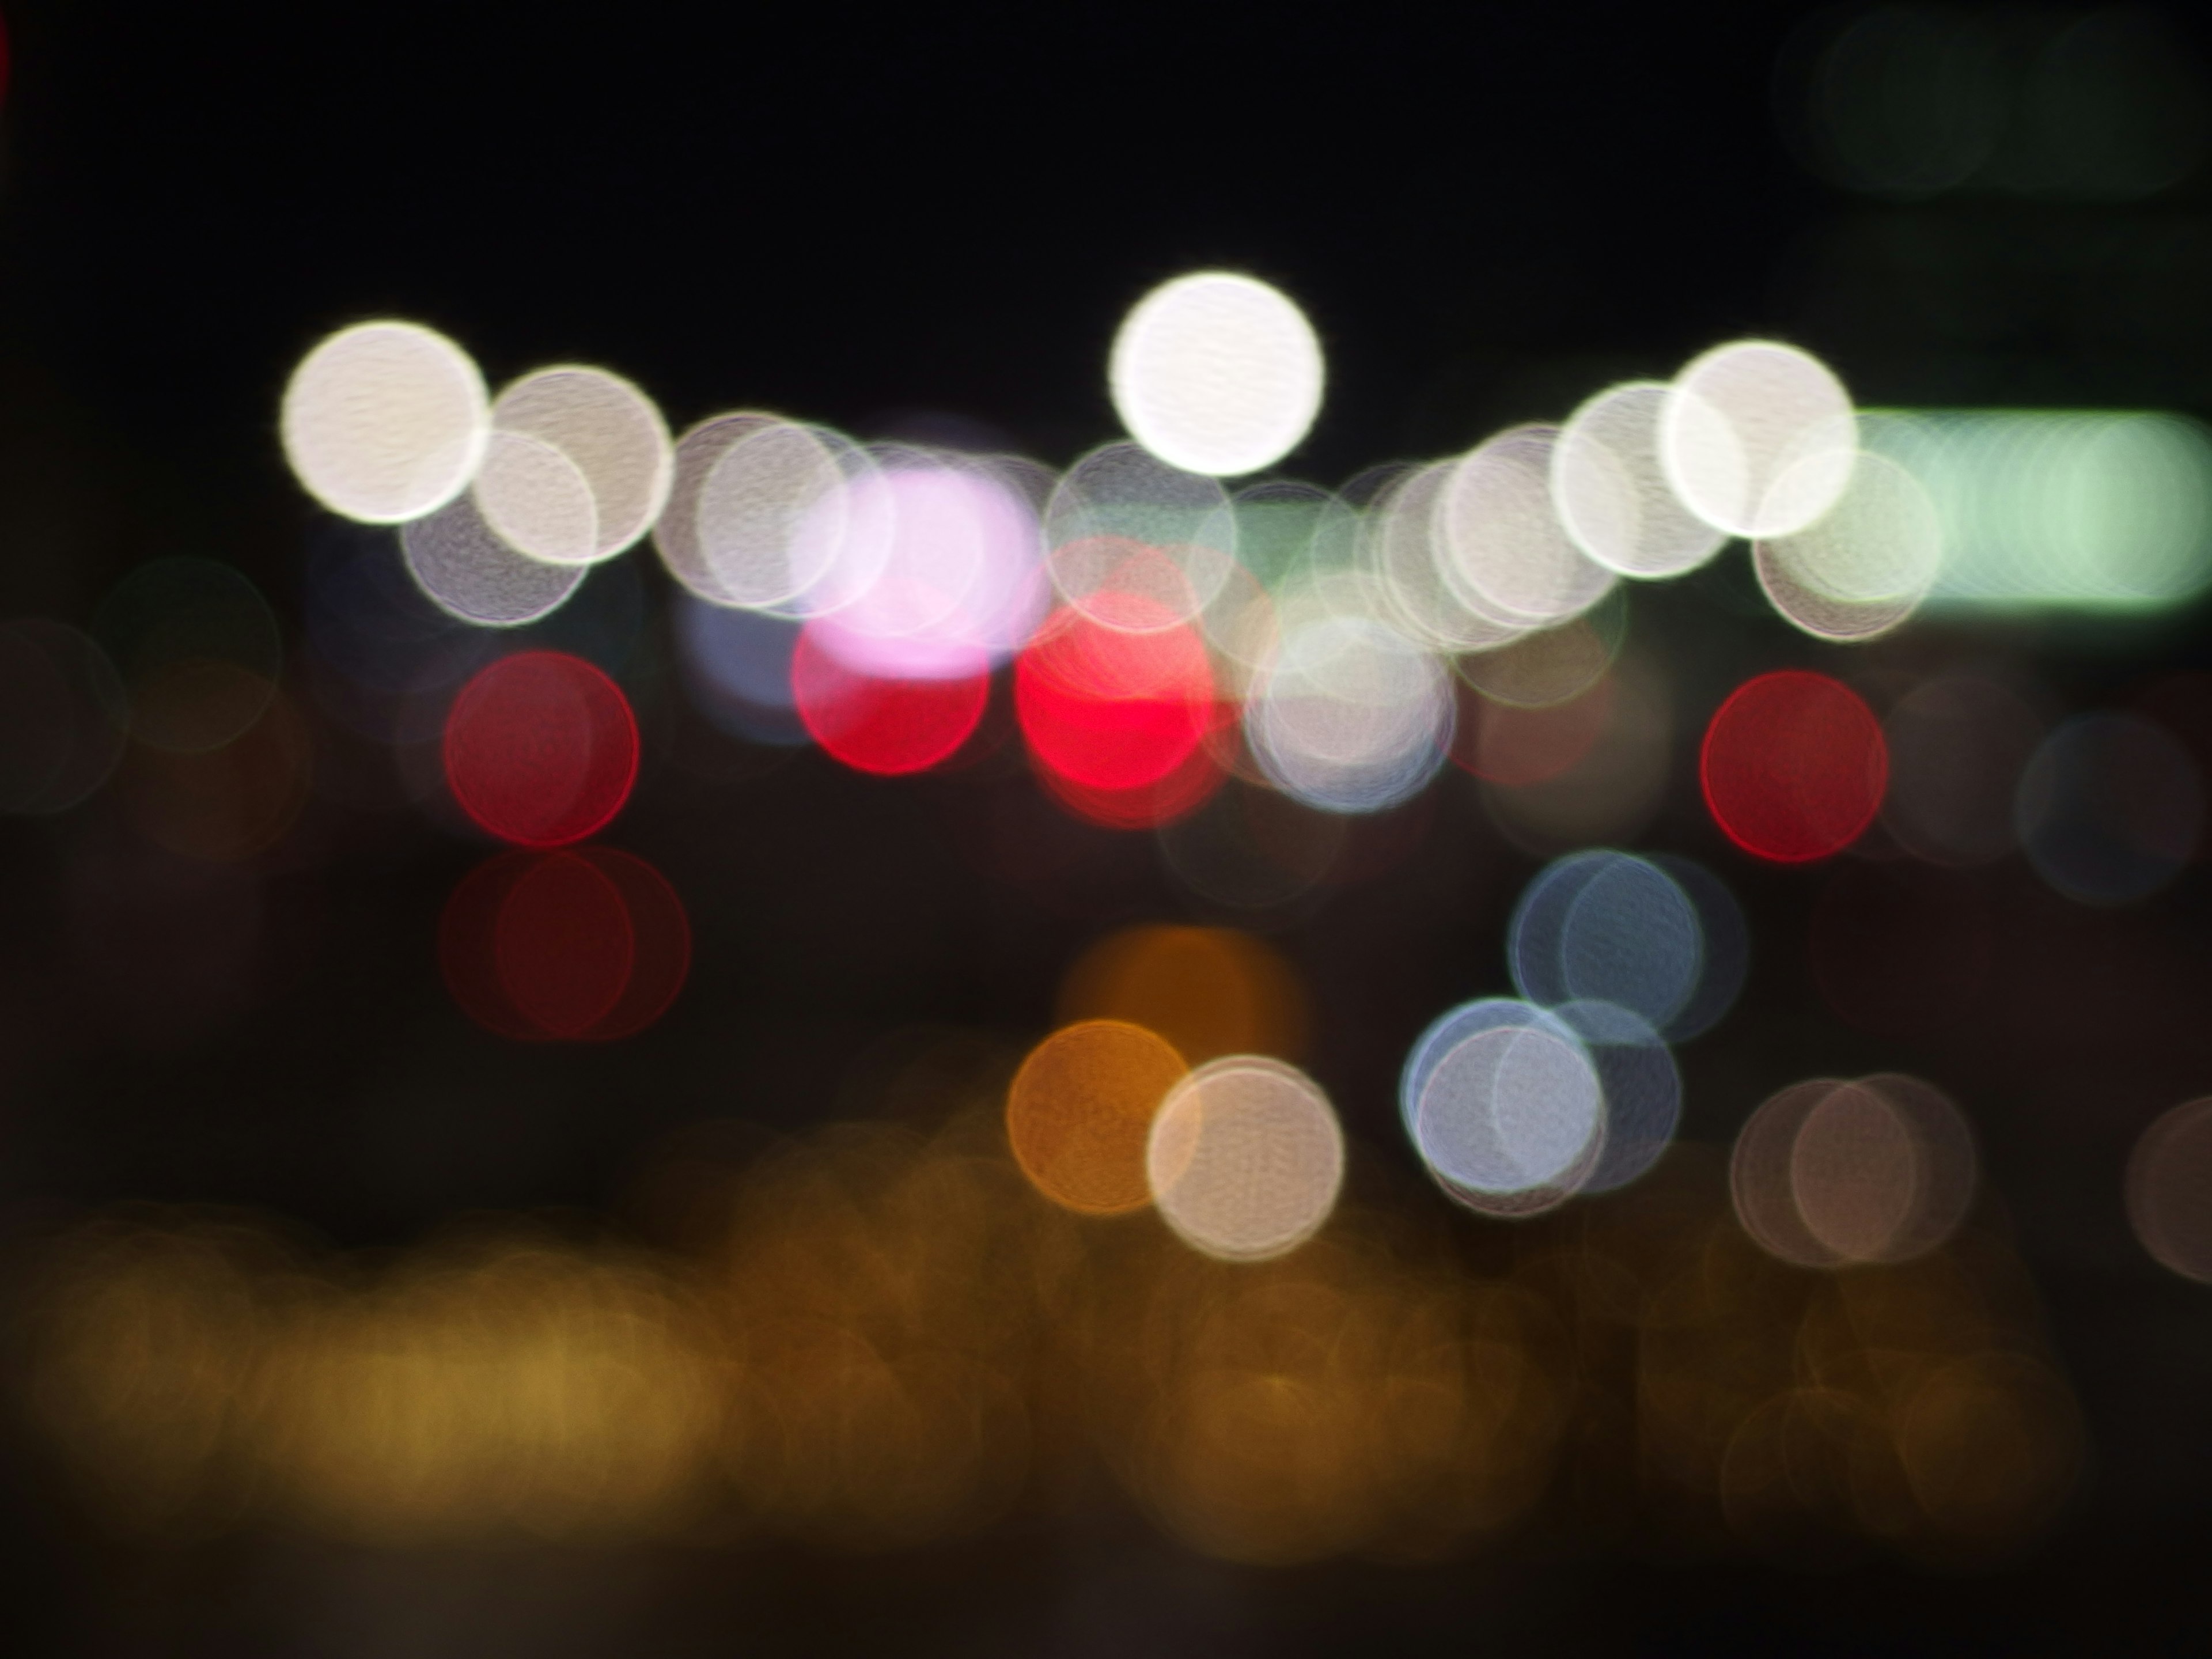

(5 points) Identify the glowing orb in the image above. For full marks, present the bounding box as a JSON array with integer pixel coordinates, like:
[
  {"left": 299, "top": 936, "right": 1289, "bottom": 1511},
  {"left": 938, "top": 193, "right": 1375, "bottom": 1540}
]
[
  {"left": 485, "top": 366, "right": 673, "bottom": 563},
  {"left": 281, "top": 320, "right": 489, "bottom": 524},
  {"left": 1146, "top": 1056, "right": 1343, "bottom": 1261},
  {"left": 1006, "top": 1019, "right": 1188, "bottom": 1215},
  {"left": 402, "top": 488, "right": 587, "bottom": 627},
  {"left": 1109, "top": 272, "right": 1324, "bottom": 478},
  {"left": 1552, "top": 381, "right": 1728, "bottom": 578},
  {"left": 790, "top": 620, "right": 988, "bottom": 776},
  {"left": 1661, "top": 340, "right": 1857, "bottom": 538}
]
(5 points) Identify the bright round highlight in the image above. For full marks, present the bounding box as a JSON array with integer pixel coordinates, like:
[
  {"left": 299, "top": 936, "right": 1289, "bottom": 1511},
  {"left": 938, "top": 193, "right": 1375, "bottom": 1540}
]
[
  {"left": 1552, "top": 382, "right": 1729, "bottom": 579},
  {"left": 1415, "top": 1024, "right": 1603, "bottom": 1198},
  {"left": 281, "top": 321, "right": 490, "bottom": 524},
  {"left": 1754, "top": 451, "right": 1941, "bottom": 642},
  {"left": 1109, "top": 272, "right": 1324, "bottom": 478},
  {"left": 1006, "top": 1020, "right": 1188, "bottom": 1216},
  {"left": 1397, "top": 999, "right": 1608, "bottom": 1215},
  {"left": 1248, "top": 609, "right": 1452, "bottom": 814},
  {"left": 1146, "top": 1056, "right": 1343, "bottom": 1262},
  {"left": 1661, "top": 340, "right": 1858, "bottom": 538},
  {"left": 1438, "top": 426, "right": 1615, "bottom": 628},
  {"left": 488, "top": 366, "right": 674, "bottom": 563}
]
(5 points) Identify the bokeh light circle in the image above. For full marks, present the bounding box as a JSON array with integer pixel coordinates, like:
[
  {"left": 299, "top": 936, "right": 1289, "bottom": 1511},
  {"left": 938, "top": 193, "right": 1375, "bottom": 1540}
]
[
  {"left": 442, "top": 651, "right": 640, "bottom": 846},
  {"left": 1006, "top": 1020, "right": 1189, "bottom": 1215},
  {"left": 1146, "top": 1056, "right": 1344, "bottom": 1261},
  {"left": 1701, "top": 670, "right": 1887, "bottom": 862},
  {"left": 402, "top": 487, "right": 588, "bottom": 627},
  {"left": 1732, "top": 1075, "right": 1977, "bottom": 1268},
  {"left": 1552, "top": 381, "right": 1728, "bottom": 578},
  {"left": 1247, "top": 609, "right": 1452, "bottom": 813},
  {"left": 488, "top": 365, "right": 674, "bottom": 563},
  {"left": 1438, "top": 426, "right": 1616, "bottom": 628},
  {"left": 1661, "top": 340, "right": 1858, "bottom": 538},
  {"left": 1553, "top": 999, "right": 1681, "bottom": 1193},
  {"left": 1753, "top": 452, "right": 1941, "bottom": 642},
  {"left": 1508, "top": 849, "right": 1703, "bottom": 1031},
  {"left": 1016, "top": 599, "right": 1216, "bottom": 793},
  {"left": 1108, "top": 272, "right": 1324, "bottom": 478},
  {"left": 1056, "top": 924, "right": 1307, "bottom": 1067},
  {"left": 281, "top": 320, "right": 490, "bottom": 524},
  {"left": 791, "top": 620, "right": 988, "bottom": 776},
  {"left": 1413, "top": 1022, "right": 1604, "bottom": 1201}
]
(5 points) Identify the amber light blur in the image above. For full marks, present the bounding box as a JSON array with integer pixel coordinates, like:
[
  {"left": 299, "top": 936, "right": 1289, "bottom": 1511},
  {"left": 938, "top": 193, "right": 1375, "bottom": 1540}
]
[
  {"left": 12, "top": 1051, "right": 2080, "bottom": 1569},
  {"left": 1056, "top": 923, "right": 1308, "bottom": 1066},
  {"left": 1006, "top": 1020, "right": 1188, "bottom": 1215}
]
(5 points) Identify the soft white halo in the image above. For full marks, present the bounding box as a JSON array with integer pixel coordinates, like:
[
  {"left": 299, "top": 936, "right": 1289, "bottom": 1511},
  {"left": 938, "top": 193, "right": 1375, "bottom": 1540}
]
[
  {"left": 694, "top": 419, "right": 857, "bottom": 611},
  {"left": 1437, "top": 426, "right": 1617, "bottom": 627},
  {"left": 1361, "top": 461, "right": 1527, "bottom": 650},
  {"left": 402, "top": 489, "right": 588, "bottom": 627},
  {"left": 280, "top": 320, "right": 489, "bottom": 524},
  {"left": 1145, "top": 1056, "right": 1344, "bottom": 1262},
  {"left": 488, "top": 365, "right": 674, "bottom": 563},
  {"left": 1414, "top": 1023, "right": 1605, "bottom": 1195},
  {"left": 470, "top": 429, "right": 599, "bottom": 567},
  {"left": 1248, "top": 595, "right": 1453, "bottom": 813},
  {"left": 1109, "top": 271, "right": 1325, "bottom": 478},
  {"left": 653, "top": 412, "right": 780, "bottom": 605},
  {"left": 1755, "top": 450, "right": 1941, "bottom": 641},
  {"left": 1660, "top": 339, "right": 1858, "bottom": 538},
  {"left": 1552, "top": 381, "right": 1729, "bottom": 578}
]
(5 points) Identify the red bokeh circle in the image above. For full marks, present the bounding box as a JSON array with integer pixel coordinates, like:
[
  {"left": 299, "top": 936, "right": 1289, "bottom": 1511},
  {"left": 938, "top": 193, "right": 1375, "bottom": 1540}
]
[
  {"left": 440, "top": 846, "right": 691, "bottom": 1042},
  {"left": 790, "top": 622, "right": 989, "bottom": 776},
  {"left": 1016, "top": 599, "right": 1216, "bottom": 794},
  {"left": 1701, "top": 669, "right": 1887, "bottom": 862},
  {"left": 1037, "top": 725, "right": 1228, "bottom": 829},
  {"left": 443, "top": 651, "right": 639, "bottom": 847}
]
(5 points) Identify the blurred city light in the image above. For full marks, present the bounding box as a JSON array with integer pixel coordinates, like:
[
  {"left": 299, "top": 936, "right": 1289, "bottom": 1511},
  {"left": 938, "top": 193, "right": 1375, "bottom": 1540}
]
[
  {"left": 1146, "top": 1056, "right": 1344, "bottom": 1261},
  {"left": 482, "top": 365, "right": 673, "bottom": 565},
  {"left": 442, "top": 650, "right": 641, "bottom": 846},
  {"left": 1006, "top": 1018, "right": 1187, "bottom": 1215},
  {"left": 1108, "top": 272, "right": 1324, "bottom": 478},
  {"left": 281, "top": 320, "right": 490, "bottom": 524},
  {"left": 1700, "top": 669, "right": 1888, "bottom": 862},
  {"left": 1862, "top": 411, "right": 2212, "bottom": 612},
  {"left": 1553, "top": 381, "right": 1729, "bottom": 578},
  {"left": 1056, "top": 923, "right": 1308, "bottom": 1067},
  {"left": 1661, "top": 340, "right": 1858, "bottom": 539}
]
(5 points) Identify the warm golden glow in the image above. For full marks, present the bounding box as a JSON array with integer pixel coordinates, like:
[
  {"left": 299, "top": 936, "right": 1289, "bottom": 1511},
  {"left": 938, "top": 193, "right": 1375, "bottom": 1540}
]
[{"left": 1006, "top": 1019, "right": 1188, "bottom": 1215}]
